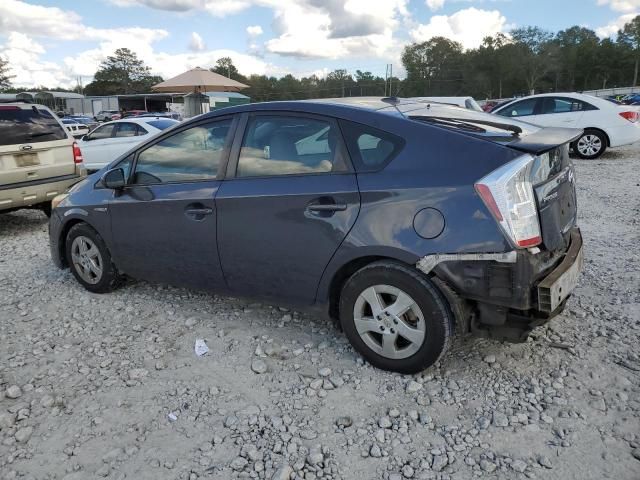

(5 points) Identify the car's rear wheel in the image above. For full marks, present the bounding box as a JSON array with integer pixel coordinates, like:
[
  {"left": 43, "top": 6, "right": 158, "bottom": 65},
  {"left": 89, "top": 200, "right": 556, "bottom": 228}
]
[
  {"left": 65, "top": 223, "right": 122, "bottom": 293},
  {"left": 573, "top": 129, "right": 606, "bottom": 159},
  {"left": 339, "top": 261, "right": 453, "bottom": 374},
  {"left": 40, "top": 202, "right": 52, "bottom": 218}
]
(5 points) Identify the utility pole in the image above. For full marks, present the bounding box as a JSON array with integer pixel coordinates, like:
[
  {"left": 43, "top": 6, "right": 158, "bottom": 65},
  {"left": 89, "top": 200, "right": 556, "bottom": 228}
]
[
  {"left": 384, "top": 64, "right": 389, "bottom": 96},
  {"left": 389, "top": 64, "right": 393, "bottom": 96}
]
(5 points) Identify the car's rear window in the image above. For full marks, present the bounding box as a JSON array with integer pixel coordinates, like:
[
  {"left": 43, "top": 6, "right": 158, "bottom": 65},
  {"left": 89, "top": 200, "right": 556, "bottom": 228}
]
[
  {"left": 0, "top": 106, "right": 67, "bottom": 146},
  {"left": 145, "top": 119, "right": 178, "bottom": 130},
  {"left": 339, "top": 120, "right": 405, "bottom": 172}
]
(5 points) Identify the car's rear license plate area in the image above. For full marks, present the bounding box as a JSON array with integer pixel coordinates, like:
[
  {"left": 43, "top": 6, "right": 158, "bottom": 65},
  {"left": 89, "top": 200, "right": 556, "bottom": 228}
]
[
  {"left": 538, "top": 230, "right": 584, "bottom": 312},
  {"left": 15, "top": 153, "right": 40, "bottom": 167}
]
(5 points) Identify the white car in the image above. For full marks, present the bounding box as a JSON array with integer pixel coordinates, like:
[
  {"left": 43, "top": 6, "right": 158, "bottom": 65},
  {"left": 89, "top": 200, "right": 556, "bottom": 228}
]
[
  {"left": 492, "top": 92, "right": 640, "bottom": 159},
  {"left": 410, "top": 96, "right": 483, "bottom": 112},
  {"left": 61, "top": 118, "right": 90, "bottom": 138},
  {"left": 80, "top": 117, "right": 179, "bottom": 171}
]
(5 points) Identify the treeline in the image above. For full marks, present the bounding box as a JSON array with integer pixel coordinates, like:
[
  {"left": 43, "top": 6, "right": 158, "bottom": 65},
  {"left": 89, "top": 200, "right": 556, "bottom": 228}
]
[
  {"left": 3, "top": 15, "right": 640, "bottom": 101},
  {"left": 223, "top": 16, "right": 640, "bottom": 101}
]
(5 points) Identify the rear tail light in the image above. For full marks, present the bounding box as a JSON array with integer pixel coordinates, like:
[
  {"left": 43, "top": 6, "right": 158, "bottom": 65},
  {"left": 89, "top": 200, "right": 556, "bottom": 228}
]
[
  {"left": 475, "top": 154, "right": 541, "bottom": 248},
  {"left": 72, "top": 142, "right": 83, "bottom": 164},
  {"left": 619, "top": 111, "right": 639, "bottom": 122}
]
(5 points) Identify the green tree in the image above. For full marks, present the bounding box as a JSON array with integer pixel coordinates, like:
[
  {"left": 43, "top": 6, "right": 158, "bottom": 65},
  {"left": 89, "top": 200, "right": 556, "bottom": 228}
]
[
  {"left": 0, "top": 56, "right": 13, "bottom": 90},
  {"left": 401, "top": 37, "right": 464, "bottom": 96},
  {"left": 211, "top": 57, "right": 247, "bottom": 83},
  {"left": 617, "top": 15, "right": 640, "bottom": 86},
  {"left": 84, "top": 48, "right": 161, "bottom": 95},
  {"left": 511, "top": 27, "right": 557, "bottom": 94}
]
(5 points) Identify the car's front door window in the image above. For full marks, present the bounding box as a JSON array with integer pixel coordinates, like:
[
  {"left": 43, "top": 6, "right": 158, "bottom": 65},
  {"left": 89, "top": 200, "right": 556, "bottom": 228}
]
[
  {"left": 131, "top": 119, "right": 233, "bottom": 185},
  {"left": 496, "top": 98, "right": 538, "bottom": 117},
  {"left": 237, "top": 115, "right": 345, "bottom": 177}
]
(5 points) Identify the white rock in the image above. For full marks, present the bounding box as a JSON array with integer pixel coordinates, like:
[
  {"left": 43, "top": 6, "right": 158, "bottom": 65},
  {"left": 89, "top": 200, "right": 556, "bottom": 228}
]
[
  {"left": 5, "top": 385, "right": 22, "bottom": 399},
  {"left": 15, "top": 426, "right": 33, "bottom": 443},
  {"left": 251, "top": 359, "right": 268, "bottom": 374},
  {"left": 406, "top": 381, "right": 422, "bottom": 393}
]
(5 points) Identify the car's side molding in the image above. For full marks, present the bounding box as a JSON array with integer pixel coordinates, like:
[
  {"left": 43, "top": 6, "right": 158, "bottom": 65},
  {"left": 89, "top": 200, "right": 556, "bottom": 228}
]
[{"left": 416, "top": 251, "right": 517, "bottom": 274}]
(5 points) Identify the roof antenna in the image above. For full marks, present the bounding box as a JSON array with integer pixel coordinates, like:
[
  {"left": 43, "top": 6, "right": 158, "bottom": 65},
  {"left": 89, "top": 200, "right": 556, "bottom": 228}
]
[{"left": 381, "top": 96, "right": 406, "bottom": 118}]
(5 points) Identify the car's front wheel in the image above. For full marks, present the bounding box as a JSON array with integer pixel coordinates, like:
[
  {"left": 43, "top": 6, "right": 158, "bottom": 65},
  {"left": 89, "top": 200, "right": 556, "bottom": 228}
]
[
  {"left": 339, "top": 261, "right": 453, "bottom": 374},
  {"left": 65, "top": 223, "right": 122, "bottom": 293},
  {"left": 573, "top": 129, "right": 607, "bottom": 159}
]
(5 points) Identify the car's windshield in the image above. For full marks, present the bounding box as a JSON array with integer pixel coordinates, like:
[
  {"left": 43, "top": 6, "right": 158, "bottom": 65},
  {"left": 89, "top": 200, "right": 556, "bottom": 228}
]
[{"left": 0, "top": 106, "right": 67, "bottom": 146}]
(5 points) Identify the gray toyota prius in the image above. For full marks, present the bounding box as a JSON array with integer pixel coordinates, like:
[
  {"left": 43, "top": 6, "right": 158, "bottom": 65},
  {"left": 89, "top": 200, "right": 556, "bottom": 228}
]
[{"left": 49, "top": 97, "right": 584, "bottom": 373}]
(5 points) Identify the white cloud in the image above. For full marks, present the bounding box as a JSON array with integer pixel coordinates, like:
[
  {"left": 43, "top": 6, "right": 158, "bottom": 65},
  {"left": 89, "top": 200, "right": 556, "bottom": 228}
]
[
  {"left": 263, "top": 0, "right": 408, "bottom": 59},
  {"left": 426, "top": 0, "right": 446, "bottom": 11},
  {"left": 596, "top": 12, "right": 637, "bottom": 37},
  {"left": 111, "top": 0, "right": 251, "bottom": 15},
  {"left": 246, "top": 25, "right": 264, "bottom": 36},
  {"left": 189, "top": 32, "right": 206, "bottom": 51},
  {"left": 597, "top": 0, "right": 640, "bottom": 12},
  {"left": 108, "top": 0, "right": 410, "bottom": 59},
  {"left": 410, "top": 7, "right": 507, "bottom": 49},
  {"left": 1, "top": 33, "right": 65, "bottom": 87}
]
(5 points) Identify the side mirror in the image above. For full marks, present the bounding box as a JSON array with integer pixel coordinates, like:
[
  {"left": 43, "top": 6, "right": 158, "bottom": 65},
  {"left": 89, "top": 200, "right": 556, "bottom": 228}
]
[
  {"left": 81, "top": 135, "right": 89, "bottom": 141},
  {"left": 511, "top": 110, "right": 518, "bottom": 116},
  {"left": 102, "top": 168, "right": 126, "bottom": 189}
]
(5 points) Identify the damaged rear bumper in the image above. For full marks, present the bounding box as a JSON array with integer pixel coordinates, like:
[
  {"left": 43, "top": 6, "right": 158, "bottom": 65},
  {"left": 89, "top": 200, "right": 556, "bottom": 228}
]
[{"left": 418, "top": 228, "right": 584, "bottom": 342}]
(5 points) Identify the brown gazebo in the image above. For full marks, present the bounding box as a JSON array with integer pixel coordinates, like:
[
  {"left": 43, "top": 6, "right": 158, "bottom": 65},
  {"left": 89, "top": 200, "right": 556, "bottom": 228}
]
[{"left": 152, "top": 67, "right": 249, "bottom": 93}]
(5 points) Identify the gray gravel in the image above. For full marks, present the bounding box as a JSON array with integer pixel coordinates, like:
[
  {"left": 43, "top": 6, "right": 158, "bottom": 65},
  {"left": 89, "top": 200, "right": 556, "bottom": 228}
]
[{"left": 1, "top": 145, "right": 639, "bottom": 479}]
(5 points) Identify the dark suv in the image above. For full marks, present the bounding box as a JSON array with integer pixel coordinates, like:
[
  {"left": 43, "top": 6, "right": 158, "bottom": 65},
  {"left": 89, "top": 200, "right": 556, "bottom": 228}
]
[{"left": 49, "top": 98, "right": 584, "bottom": 373}]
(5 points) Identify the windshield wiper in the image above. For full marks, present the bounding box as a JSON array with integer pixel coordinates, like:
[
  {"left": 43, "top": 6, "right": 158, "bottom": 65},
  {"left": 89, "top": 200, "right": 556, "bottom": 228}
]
[{"left": 411, "top": 116, "right": 487, "bottom": 133}]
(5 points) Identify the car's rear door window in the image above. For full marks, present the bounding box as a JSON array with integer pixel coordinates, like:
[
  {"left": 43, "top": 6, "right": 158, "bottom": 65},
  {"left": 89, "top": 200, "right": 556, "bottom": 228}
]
[
  {"left": 114, "top": 122, "right": 140, "bottom": 138},
  {"left": 236, "top": 115, "right": 348, "bottom": 177},
  {"left": 90, "top": 124, "right": 116, "bottom": 140},
  {"left": 131, "top": 118, "right": 233, "bottom": 184},
  {"left": 339, "top": 120, "right": 404, "bottom": 172},
  {"left": 145, "top": 119, "right": 178, "bottom": 131},
  {"left": 0, "top": 106, "right": 67, "bottom": 146}
]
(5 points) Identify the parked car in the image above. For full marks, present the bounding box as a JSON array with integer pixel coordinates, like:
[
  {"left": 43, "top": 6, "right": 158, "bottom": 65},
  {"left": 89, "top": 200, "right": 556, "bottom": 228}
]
[
  {"left": 410, "top": 96, "right": 483, "bottom": 111},
  {"left": 94, "top": 110, "right": 121, "bottom": 122},
  {"left": 121, "top": 110, "right": 148, "bottom": 118},
  {"left": 492, "top": 92, "right": 640, "bottom": 159},
  {"left": 61, "top": 118, "right": 90, "bottom": 138},
  {"left": 0, "top": 102, "right": 86, "bottom": 216},
  {"left": 138, "top": 111, "right": 183, "bottom": 121},
  {"left": 67, "top": 115, "right": 99, "bottom": 131},
  {"left": 49, "top": 97, "right": 584, "bottom": 373},
  {"left": 79, "top": 117, "right": 179, "bottom": 171}
]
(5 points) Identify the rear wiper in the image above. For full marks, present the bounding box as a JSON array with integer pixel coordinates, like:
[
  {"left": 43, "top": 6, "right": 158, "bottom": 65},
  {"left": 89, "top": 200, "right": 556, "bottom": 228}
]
[{"left": 412, "top": 116, "right": 486, "bottom": 133}]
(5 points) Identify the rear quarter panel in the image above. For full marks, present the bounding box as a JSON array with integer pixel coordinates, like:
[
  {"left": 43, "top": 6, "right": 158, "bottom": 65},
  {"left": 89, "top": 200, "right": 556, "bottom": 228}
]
[{"left": 315, "top": 117, "right": 521, "bottom": 303}]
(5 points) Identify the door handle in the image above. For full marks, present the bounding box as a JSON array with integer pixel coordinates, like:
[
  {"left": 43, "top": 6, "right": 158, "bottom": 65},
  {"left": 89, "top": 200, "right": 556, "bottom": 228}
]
[
  {"left": 306, "top": 203, "right": 347, "bottom": 212},
  {"left": 185, "top": 208, "right": 213, "bottom": 216}
]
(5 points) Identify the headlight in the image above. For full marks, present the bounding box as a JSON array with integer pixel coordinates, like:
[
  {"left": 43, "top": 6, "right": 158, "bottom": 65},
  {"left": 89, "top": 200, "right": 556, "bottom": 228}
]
[{"left": 51, "top": 193, "right": 69, "bottom": 209}]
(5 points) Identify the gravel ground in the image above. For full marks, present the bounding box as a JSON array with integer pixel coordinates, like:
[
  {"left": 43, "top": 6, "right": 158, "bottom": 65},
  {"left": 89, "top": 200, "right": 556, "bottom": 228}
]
[{"left": 1, "top": 145, "right": 639, "bottom": 480}]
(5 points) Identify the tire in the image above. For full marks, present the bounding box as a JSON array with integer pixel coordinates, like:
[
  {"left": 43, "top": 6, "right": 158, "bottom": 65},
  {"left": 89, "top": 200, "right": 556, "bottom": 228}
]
[
  {"left": 339, "top": 260, "right": 454, "bottom": 374},
  {"left": 573, "top": 129, "right": 607, "bottom": 159},
  {"left": 65, "top": 223, "right": 122, "bottom": 293},
  {"left": 40, "top": 202, "right": 52, "bottom": 218}
]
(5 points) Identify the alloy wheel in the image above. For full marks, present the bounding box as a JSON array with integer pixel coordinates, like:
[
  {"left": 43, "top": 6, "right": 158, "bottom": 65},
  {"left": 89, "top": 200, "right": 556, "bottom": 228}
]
[
  {"left": 577, "top": 134, "right": 602, "bottom": 157},
  {"left": 71, "top": 236, "right": 103, "bottom": 285},
  {"left": 353, "top": 284, "right": 426, "bottom": 360}
]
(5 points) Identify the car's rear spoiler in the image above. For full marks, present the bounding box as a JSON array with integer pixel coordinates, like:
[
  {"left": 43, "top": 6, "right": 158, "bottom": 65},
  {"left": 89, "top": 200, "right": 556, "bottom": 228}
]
[{"left": 508, "top": 127, "right": 583, "bottom": 155}]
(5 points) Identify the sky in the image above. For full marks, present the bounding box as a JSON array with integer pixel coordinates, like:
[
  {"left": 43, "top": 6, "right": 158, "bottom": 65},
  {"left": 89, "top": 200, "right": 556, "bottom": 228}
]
[{"left": 0, "top": 0, "right": 638, "bottom": 89}]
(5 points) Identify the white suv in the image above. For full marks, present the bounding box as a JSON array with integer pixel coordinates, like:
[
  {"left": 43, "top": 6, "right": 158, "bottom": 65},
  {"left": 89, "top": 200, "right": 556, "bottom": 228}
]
[{"left": 0, "top": 102, "right": 86, "bottom": 216}]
